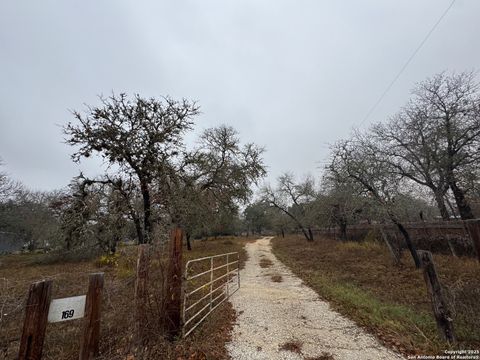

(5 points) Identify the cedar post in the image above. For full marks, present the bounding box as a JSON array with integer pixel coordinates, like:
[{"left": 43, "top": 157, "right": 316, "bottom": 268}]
[
  {"left": 18, "top": 279, "right": 53, "bottom": 360},
  {"left": 135, "top": 244, "right": 150, "bottom": 344},
  {"left": 165, "top": 227, "right": 183, "bottom": 339},
  {"left": 464, "top": 219, "right": 480, "bottom": 262},
  {"left": 418, "top": 250, "right": 455, "bottom": 343},
  {"left": 79, "top": 273, "right": 104, "bottom": 360},
  {"left": 379, "top": 226, "right": 400, "bottom": 266},
  {"left": 446, "top": 235, "right": 458, "bottom": 258}
]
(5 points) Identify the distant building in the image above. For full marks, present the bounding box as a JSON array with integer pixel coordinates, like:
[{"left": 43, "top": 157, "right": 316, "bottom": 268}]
[{"left": 0, "top": 231, "right": 25, "bottom": 254}]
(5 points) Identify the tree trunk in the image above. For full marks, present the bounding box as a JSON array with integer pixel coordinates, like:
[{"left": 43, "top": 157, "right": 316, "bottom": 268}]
[
  {"left": 434, "top": 191, "right": 450, "bottom": 221},
  {"left": 281, "top": 228, "right": 285, "bottom": 238},
  {"left": 389, "top": 214, "right": 421, "bottom": 268},
  {"left": 339, "top": 221, "right": 347, "bottom": 241},
  {"left": 110, "top": 235, "right": 118, "bottom": 254},
  {"left": 450, "top": 181, "right": 475, "bottom": 220},
  {"left": 299, "top": 227, "right": 311, "bottom": 241},
  {"left": 464, "top": 219, "right": 480, "bottom": 262},
  {"left": 140, "top": 179, "right": 152, "bottom": 243},
  {"left": 445, "top": 195, "right": 458, "bottom": 219},
  {"left": 65, "top": 232, "right": 72, "bottom": 250},
  {"left": 271, "top": 203, "right": 311, "bottom": 241},
  {"left": 308, "top": 227, "right": 314, "bottom": 241},
  {"left": 131, "top": 212, "right": 144, "bottom": 244},
  {"left": 186, "top": 232, "right": 192, "bottom": 251},
  {"left": 118, "top": 183, "right": 144, "bottom": 244},
  {"left": 135, "top": 245, "right": 149, "bottom": 346}
]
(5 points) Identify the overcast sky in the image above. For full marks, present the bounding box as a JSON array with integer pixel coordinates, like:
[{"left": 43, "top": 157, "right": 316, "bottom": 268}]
[{"left": 1, "top": 0, "right": 479, "bottom": 191}]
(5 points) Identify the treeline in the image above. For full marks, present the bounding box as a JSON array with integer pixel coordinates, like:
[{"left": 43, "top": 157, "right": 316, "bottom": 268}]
[
  {"left": 0, "top": 176, "right": 63, "bottom": 251},
  {"left": 245, "top": 173, "right": 435, "bottom": 240},
  {"left": 251, "top": 71, "right": 480, "bottom": 253},
  {"left": 3, "top": 71, "right": 480, "bottom": 255},
  {"left": 0, "top": 94, "right": 266, "bottom": 253}
]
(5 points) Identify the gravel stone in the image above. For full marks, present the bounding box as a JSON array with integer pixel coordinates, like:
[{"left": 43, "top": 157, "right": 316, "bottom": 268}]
[{"left": 226, "top": 237, "right": 405, "bottom": 360}]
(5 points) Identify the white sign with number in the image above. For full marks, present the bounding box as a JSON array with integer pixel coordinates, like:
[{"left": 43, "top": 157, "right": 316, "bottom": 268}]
[{"left": 47, "top": 295, "right": 86, "bottom": 323}]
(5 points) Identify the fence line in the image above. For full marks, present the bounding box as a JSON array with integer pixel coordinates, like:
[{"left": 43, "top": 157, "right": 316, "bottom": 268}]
[
  {"left": 310, "top": 219, "right": 480, "bottom": 261},
  {"left": 16, "top": 273, "right": 104, "bottom": 360},
  {"left": 10, "top": 228, "right": 239, "bottom": 359}
]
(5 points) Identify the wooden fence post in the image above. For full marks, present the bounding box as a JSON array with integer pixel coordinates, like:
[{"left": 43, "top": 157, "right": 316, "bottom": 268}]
[
  {"left": 379, "top": 226, "right": 400, "bottom": 266},
  {"left": 165, "top": 227, "right": 183, "bottom": 339},
  {"left": 79, "top": 273, "right": 104, "bottom": 360},
  {"left": 135, "top": 244, "right": 150, "bottom": 344},
  {"left": 418, "top": 250, "right": 455, "bottom": 343},
  {"left": 446, "top": 235, "right": 458, "bottom": 258},
  {"left": 18, "top": 279, "right": 53, "bottom": 360},
  {"left": 464, "top": 219, "right": 480, "bottom": 262}
]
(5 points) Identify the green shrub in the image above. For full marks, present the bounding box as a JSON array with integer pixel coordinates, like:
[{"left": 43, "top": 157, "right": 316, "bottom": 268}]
[{"left": 96, "top": 253, "right": 120, "bottom": 267}]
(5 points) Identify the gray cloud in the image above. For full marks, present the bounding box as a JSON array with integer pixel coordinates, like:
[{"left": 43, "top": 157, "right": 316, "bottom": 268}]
[{"left": 1, "top": 0, "right": 479, "bottom": 190}]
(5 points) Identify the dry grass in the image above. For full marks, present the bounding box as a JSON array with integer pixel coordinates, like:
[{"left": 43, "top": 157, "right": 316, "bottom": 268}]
[
  {"left": 259, "top": 258, "right": 273, "bottom": 268},
  {"left": 272, "top": 235, "right": 480, "bottom": 355},
  {"left": 278, "top": 339, "right": 303, "bottom": 353},
  {"left": 0, "top": 235, "right": 253, "bottom": 359},
  {"left": 270, "top": 274, "right": 283, "bottom": 282}
]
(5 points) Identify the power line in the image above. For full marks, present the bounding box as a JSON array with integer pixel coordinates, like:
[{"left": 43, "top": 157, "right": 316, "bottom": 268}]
[{"left": 359, "top": 0, "right": 457, "bottom": 128}]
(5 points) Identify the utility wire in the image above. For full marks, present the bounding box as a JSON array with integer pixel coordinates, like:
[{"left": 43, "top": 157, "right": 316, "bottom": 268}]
[{"left": 359, "top": 0, "right": 457, "bottom": 128}]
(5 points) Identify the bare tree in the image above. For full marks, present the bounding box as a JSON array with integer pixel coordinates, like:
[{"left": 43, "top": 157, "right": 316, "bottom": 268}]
[
  {"left": 370, "top": 72, "right": 480, "bottom": 220},
  {"left": 329, "top": 134, "right": 421, "bottom": 268},
  {"left": 266, "top": 206, "right": 293, "bottom": 238},
  {"left": 372, "top": 107, "right": 451, "bottom": 220},
  {"left": 262, "top": 173, "right": 316, "bottom": 241},
  {"left": 320, "top": 175, "right": 364, "bottom": 240},
  {"left": 0, "top": 188, "right": 62, "bottom": 251},
  {"left": 411, "top": 72, "right": 480, "bottom": 219},
  {"left": 0, "top": 158, "right": 21, "bottom": 202}
]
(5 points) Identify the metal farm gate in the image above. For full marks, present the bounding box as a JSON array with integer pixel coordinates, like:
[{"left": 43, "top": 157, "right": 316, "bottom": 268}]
[{"left": 182, "top": 252, "right": 240, "bottom": 337}]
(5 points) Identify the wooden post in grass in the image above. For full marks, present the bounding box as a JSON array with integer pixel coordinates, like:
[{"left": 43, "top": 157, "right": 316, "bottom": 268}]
[
  {"left": 379, "top": 226, "right": 400, "bottom": 266},
  {"left": 19, "top": 279, "right": 53, "bottom": 360},
  {"left": 165, "top": 227, "right": 183, "bottom": 339},
  {"left": 135, "top": 244, "right": 150, "bottom": 344},
  {"left": 418, "top": 250, "right": 455, "bottom": 343},
  {"left": 79, "top": 273, "right": 104, "bottom": 360},
  {"left": 446, "top": 235, "right": 458, "bottom": 258},
  {"left": 464, "top": 219, "right": 480, "bottom": 261}
]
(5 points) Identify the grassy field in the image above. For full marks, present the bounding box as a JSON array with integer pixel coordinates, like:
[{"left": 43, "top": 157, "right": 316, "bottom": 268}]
[
  {"left": 271, "top": 235, "right": 480, "bottom": 356},
  {"left": 0, "top": 236, "right": 254, "bottom": 360}
]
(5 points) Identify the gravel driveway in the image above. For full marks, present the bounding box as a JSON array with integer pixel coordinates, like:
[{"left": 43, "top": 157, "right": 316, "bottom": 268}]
[{"left": 226, "top": 237, "right": 405, "bottom": 360}]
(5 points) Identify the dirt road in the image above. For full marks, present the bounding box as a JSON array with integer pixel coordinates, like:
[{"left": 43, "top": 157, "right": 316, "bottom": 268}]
[{"left": 226, "top": 237, "right": 404, "bottom": 360}]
